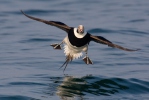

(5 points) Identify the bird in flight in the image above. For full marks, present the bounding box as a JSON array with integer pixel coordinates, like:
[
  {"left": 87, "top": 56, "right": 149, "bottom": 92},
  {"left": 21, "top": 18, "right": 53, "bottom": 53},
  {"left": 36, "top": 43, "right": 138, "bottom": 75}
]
[{"left": 21, "top": 10, "right": 139, "bottom": 72}]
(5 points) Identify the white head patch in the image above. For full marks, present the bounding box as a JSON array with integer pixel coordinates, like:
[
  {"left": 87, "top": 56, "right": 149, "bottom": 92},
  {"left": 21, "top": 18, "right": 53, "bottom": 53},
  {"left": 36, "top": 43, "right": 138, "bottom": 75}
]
[{"left": 74, "top": 28, "right": 86, "bottom": 38}]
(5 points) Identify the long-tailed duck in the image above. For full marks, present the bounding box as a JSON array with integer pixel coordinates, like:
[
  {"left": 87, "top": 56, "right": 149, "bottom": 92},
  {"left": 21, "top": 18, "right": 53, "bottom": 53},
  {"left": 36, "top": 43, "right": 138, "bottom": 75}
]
[{"left": 21, "top": 10, "right": 140, "bottom": 72}]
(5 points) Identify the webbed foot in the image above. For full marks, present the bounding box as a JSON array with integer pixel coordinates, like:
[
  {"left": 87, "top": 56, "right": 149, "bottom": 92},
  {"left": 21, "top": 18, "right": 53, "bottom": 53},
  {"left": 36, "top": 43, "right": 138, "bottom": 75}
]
[
  {"left": 50, "top": 43, "right": 62, "bottom": 50},
  {"left": 83, "top": 56, "right": 93, "bottom": 65}
]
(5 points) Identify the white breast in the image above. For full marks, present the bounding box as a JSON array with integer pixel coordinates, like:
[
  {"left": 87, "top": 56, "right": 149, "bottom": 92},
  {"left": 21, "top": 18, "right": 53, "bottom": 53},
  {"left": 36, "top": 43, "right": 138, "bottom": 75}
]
[{"left": 63, "top": 36, "right": 88, "bottom": 60}]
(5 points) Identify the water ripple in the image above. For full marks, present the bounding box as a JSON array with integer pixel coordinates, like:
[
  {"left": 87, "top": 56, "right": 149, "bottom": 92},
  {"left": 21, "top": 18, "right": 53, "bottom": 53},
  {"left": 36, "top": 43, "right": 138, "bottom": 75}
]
[
  {"left": 20, "top": 9, "right": 70, "bottom": 15},
  {"left": 43, "top": 75, "right": 149, "bottom": 99},
  {"left": 8, "top": 82, "right": 45, "bottom": 86},
  {"left": 19, "top": 38, "right": 56, "bottom": 43},
  {"left": 119, "top": 29, "right": 148, "bottom": 36},
  {"left": 128, "top": 19, "right": 146, "bottom": 23},
  {"left": 88, "top": 28, "right": 115, "bottom": 33},
  {"left": 0, "top": 95, "right": 36, "bottom": 100}
]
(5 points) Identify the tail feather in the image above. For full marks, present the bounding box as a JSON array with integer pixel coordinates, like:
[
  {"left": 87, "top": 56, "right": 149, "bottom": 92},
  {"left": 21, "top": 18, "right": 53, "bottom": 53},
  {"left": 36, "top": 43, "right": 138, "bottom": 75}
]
[
  {"left": 59, "top": 58, "right": 69, "bottom": 70},
  {"left": 59, "top": 54, "right": 73, "bottom": 72},
  {"left": 63, "top": 59, "right": 69, "bottom": 72}
]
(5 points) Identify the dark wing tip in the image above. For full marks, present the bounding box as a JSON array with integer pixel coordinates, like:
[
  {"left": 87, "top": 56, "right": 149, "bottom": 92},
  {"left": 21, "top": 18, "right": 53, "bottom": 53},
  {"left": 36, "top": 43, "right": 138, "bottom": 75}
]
[
  {"left": 20, "top": 10, "right": 23, "bottom": 13},
  {"left": 90, "top": 35, "right": 140, "bottom": 52},
  {"left": 108, "top": 42, "right": 141, "bottom": 52},
  {"left": 21, "top": 10, "right": 32, "bottom": 18},
  {"left": 20, "top": 10, "right": 48, "bottom": 24},
  {"left": 20, "top": 10, "right": 70, "bottom": 33},
  {"left": 130, "top": 48, "right": 141, "bottom": 51},
  {"left": 20, "top": 10, "right": 26, "bottom": 16}
]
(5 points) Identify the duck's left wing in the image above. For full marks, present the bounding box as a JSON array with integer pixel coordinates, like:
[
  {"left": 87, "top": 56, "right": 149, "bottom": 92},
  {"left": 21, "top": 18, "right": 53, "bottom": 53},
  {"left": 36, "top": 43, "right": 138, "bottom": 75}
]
[
  {"left": 21, "top": 10, "right": 71, "bottom": 33},
  {"left": 90, "top": 35, "right": 140, "bottom": 51}
]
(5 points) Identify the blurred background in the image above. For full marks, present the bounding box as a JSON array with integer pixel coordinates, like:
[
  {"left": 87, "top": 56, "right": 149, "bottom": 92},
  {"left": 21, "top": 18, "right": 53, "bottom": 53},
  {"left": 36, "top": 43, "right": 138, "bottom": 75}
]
[{"left": 0, "top": 0, "right": 149, "bottom": 100}]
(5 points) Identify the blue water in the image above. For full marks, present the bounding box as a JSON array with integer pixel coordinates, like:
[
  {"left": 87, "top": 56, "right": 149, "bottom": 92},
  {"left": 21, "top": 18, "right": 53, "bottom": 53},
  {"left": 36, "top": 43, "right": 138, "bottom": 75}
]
[{"left": 0, "top": 0, "right": 149, "bottom": 100}]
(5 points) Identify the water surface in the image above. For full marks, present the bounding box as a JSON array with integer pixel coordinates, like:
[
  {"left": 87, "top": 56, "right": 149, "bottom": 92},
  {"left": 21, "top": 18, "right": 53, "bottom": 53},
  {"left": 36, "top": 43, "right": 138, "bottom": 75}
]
[{"left": 0, "top": 0, "right": 149, "bottom": 100}]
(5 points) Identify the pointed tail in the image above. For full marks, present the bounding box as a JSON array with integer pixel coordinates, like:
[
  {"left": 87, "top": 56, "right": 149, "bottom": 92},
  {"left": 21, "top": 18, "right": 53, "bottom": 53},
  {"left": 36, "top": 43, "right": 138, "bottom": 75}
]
[{"left": 59, "top": 54, "right": 73, "bottom": 72}]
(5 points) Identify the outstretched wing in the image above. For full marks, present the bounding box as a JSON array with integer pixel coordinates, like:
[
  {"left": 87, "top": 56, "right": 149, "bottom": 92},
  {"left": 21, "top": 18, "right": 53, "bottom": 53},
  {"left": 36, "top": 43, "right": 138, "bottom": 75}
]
[
  {"left": 21, "top": 10, "right": 71, "bottom": 33},
  {"left": 90, "top": 35, "right": 140, "bottom": 51}
]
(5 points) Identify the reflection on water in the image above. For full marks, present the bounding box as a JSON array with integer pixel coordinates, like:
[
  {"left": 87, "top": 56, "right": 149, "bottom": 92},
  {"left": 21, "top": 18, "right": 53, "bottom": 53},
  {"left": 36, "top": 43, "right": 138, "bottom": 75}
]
[{"left": 56, "top": 75, "right": 128, "bottom": 99}]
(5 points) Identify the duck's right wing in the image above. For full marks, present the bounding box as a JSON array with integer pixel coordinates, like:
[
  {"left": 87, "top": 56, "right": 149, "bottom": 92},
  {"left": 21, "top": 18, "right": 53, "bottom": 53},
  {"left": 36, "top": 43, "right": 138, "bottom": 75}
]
[{"left": 21, "top": 10, "right": 71, "bottom": 33}]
